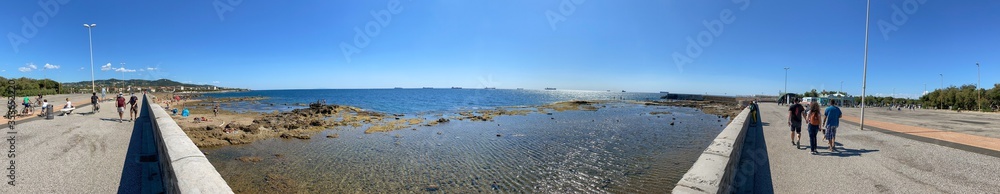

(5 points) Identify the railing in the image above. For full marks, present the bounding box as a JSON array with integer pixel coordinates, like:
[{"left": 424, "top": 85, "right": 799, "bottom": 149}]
[
  {"left": 673, "top": 105, "right": 757, "bottom": 193},
  {"left": 143, "top": 94, "right": 233, "bottom": 193}
]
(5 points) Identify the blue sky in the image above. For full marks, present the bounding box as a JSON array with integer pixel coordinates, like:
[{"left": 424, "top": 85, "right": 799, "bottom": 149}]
[{"left": 1, "top": 0, "right": 997, "bottom": 98}]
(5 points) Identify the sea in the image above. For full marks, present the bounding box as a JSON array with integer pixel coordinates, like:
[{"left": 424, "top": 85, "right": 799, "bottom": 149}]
[
  {"left": 197, "top": 89, "right": 727, "bottom": 193},
  {"left": 202, "top": 88, "right": 667, "bottom": 114}
]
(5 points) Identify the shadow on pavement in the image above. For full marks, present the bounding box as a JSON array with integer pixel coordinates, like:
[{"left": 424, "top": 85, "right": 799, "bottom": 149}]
[
  {"left": 117, "top": 99, "right": 151, "bottom": 194},
  {"left": 817, "top": 147, "right": 879, "bottom": 157},
  {"left": 732, "top": 110, "right": 774, "bottom": 193},
  {"left": 100, "top": 118, "right": 131, "bottom": 123}
]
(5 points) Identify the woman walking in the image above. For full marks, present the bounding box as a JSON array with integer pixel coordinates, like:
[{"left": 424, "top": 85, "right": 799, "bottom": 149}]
[{"left": 806, "top": 101, "right": 822, "bottom": 154}]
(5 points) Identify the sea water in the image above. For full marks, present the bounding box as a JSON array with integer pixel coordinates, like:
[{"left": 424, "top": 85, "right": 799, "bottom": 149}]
[{"left": 198, "top": 89, "right": 727, "bottom": 193}]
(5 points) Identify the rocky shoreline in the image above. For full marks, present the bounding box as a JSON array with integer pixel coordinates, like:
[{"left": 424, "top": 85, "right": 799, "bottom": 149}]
[{"left": 158, "top": 95, "right": 741, "bottom": 148}]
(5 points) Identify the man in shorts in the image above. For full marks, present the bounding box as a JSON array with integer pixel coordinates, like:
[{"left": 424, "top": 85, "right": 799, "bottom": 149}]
[
  {"left": 128, "top": 93, "right": 139, "bottom": 122},
  {"left": 22, "top": 96, "right": 32, "bottom": 115},
  {"left": 91, "top": 93, "right": 100, "bottom": 113},
  {"left": 788, "top": 98, "right": 805, "bottom": 149},
  {"left": 823, "top": 100, "right": 843, "bottom": 152},
  {"left": 116, "top": 93, "right": 127, "bottom": 123}
]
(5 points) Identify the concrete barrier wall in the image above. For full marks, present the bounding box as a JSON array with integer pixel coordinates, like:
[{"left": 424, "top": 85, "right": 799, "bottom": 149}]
[
  {"left": 144, "top": 95, "right": 234, "bottom": 193},
  {"left": 673, "top": 106, "right": 754, "bottom": 194}
]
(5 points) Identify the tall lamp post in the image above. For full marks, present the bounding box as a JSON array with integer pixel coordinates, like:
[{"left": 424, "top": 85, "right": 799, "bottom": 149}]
[
  {"left": 840, "top": 81, "right": 844, "bottom": 106},
  {"left": 940, "top": 73, "right": 944, "bottom": 109},
  {"left": 977, "top": 62, "right": 981, "bottom": 111},
  {"left": 84, "top": 23, "right": 97, "bottom": 93},
  {"left": 784, "top": 67, "right": 790, "bottom": 104},
  {"left": 940, "top": 74, "right": 944, "bottom": 89},
  {"left": 860, "top": 0, "right": 871, "bottom": 130},
  {"left": 121, "top": 62, "right": 126, "bottom": 92}
]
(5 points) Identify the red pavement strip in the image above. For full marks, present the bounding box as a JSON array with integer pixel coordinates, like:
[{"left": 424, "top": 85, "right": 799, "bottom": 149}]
[{"left": 842, "top": 116, "right": 1000, "bottom": 152}]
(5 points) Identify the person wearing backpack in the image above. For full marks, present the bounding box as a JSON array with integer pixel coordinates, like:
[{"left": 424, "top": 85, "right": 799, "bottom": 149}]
[
  {"left": 116, "top": 93, "right": 127, "bottom": 123},
  {"left": 806, "top": 101, "right": 823, "bottom": 154},
  {"left": 788, "top": 98, "right": 805, "bottom": 149}
]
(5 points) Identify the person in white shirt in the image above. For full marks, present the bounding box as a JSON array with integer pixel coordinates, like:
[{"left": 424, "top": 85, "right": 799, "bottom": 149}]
[{"left": 39, "top": 99, "right": 49, "bottom": 116}]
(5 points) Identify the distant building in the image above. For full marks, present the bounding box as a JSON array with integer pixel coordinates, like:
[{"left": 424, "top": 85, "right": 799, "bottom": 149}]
[
  {"left": 803, "top": 94, "right": 855, "bottom": 106},
  {"left": 663, "top": 93, "right": 704, "bottom": 101}
]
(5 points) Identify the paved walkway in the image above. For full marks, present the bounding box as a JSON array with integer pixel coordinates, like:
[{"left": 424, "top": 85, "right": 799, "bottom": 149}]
[
  {"left": 841, "top": 116, "right": 1000, "bottom": 153},
  {"left": 0, "top": 97, "right": 143, "bottom": 193},
  {"left": 840, "top": 107, "right": 1000, "bottom": 138},
  {"left": 758, "top": 103, "right": 1000, "bottom": 194},
  {"left": 0, "top": 94, "right": 100, "bottom": 123}
]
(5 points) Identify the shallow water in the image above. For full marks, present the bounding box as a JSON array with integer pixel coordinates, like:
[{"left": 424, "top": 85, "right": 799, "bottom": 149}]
[
  {"left": 203, "top": 89, "right": 666, "bottom": 114},
  {"left": 203, "top": 103, "right": 727, "bottom": 193}
]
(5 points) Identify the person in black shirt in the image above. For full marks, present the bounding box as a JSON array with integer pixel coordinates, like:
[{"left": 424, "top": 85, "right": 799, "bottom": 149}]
[
  {"left": 128, "top": 93, "right": 139, "bottom": 122},
  {"left": 91, "top": 93, "right": 100, "bottom": 113},
  {"left": 788, "top": 98, "right": 805, "bottom": 148}
]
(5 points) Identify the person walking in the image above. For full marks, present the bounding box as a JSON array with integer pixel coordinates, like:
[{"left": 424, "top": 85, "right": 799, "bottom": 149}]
[
  {"left": 116, "top": 93, "right": 127, "bottom": 123},
  {"left": 91, "top": 93, "right": 100, "bottom": 113},
  {"left": 213, "top": 103, "right": 220, "bottom": 117},
  {"left": 806, "top": 101, "right": 822, "bottom": 154},
  {"left": 824, "top": 100, "right": 843, "bottom": 152},
  {"left": 128, "top": 93, "right": 140, "bottom": 122},
  {"left": 788, "top": 98, "right": 805, "bottom": 149}
]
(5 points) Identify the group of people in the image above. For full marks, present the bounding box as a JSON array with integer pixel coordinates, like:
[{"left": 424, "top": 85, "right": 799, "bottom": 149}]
[
  {"left": 787, "top": 98, "right": 843, "bottom": 154},
  {"left": 16, "top": 95, "right": 74, "bottom": 117},
  {"left": 94, "top": 92, "right": 141, "bottom": 123}
]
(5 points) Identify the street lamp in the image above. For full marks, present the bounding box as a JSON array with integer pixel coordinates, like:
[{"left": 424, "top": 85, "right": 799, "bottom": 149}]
[
  {"left": 784, "top": 67, "right": 790, "bottom": 104},
  {"left": 860, "top": 0, "right": 871, "bottom": 130},
  {"left": 121, "top": 62, "right": 126, "bottom": 92},
  {"left": 940, "top": 74, "right": 944, "bottom": 89},
  {"left": 977, "top": 62, "right": 981, "bottom": 111},
  {"left": 84, "top": 23, "right": 97, "bottom": 93}
]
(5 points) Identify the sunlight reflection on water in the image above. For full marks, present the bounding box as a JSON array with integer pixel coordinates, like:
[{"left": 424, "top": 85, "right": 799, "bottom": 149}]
[{"left": 204, "top": 103, "right": 727, "bottom": 193}]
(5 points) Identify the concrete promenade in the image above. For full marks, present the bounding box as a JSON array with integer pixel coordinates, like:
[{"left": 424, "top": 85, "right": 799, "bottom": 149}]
[
  {"left": 0, "top": 95, "right": 143, "bottom": 193},
  {"left": 841, "top": 107, "right": 1000, "bottom": 139},
  {"left": 759, "top": 103, "right": 1000, "bottom": 193}
]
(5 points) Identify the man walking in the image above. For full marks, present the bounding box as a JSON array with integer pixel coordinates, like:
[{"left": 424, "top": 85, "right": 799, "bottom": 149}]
[
  {"left": 788, "top": 98, "right": 805, "bottom": 149},
  {"left": 91, "top": 93, "right": 100, "bottom": 113},
  {"left": 116, "top": 93, "right": 126, "bottom": 123},
  {"left": 824, "top": 100, "right": 843, "bottom": 152},
  {"left": 128, "top": 93, "right": 140, "bottom": 122}
]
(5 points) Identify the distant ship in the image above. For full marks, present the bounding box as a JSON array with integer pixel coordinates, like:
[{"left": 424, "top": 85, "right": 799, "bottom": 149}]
[
  {"left": 660, "top": 91, "right": 669, "bottom": 93},
  {"left": 394, "top": 87, "right": 403, "bottom": 89},
  {"left": 516, "top": 88, "right": 524, "bottom": 90},
  {"left": 451, "top": 87, "right": 462, "bottom": 89},
  {"left": 545, "top": 88, "right": 557, "bottom": 90},
  {"left": 484, "top": 87, "right": 496, "bottom": 89},
  {"left": 422, "top": 87, "right": 433, "bottom": 89},
  {"left": 622, "top": 90, "right": 626, "bottom": 92}
]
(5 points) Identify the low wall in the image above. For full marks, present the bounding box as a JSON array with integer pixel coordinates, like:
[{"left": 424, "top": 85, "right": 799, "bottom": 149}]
[
  {"left": 673, "top": 105, "right": 755, "bottom": 193},
  {"left": 144, "top": 95, "right": 234, "bottom": 193}
]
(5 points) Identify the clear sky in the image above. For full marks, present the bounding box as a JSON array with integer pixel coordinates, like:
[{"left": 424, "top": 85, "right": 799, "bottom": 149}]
[{"left": 1, "top": 0, "right": 997, "bottom": 98}]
